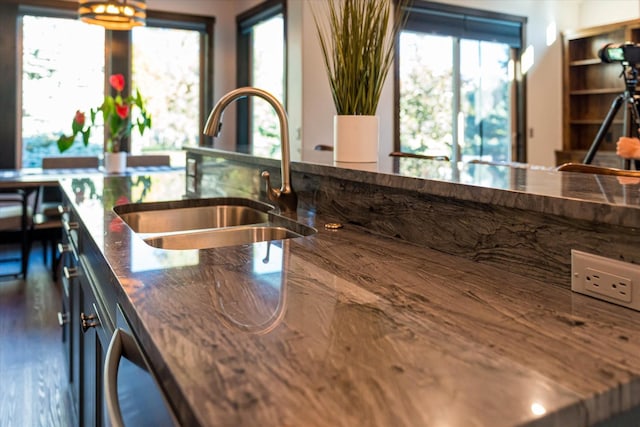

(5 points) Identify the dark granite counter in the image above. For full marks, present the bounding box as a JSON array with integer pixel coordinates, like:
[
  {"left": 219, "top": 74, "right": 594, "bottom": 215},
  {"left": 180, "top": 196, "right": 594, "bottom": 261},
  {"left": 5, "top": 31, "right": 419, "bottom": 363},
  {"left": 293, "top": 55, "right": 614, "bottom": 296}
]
[
  {"left": 186, "top": 149, "right": 640, "bottom": 290},
  {"left": 60, "top": 163, "right": 640, "bottom": 427},
  {"left": 187, "top": 147, "right": 640, "bottom": 229}
]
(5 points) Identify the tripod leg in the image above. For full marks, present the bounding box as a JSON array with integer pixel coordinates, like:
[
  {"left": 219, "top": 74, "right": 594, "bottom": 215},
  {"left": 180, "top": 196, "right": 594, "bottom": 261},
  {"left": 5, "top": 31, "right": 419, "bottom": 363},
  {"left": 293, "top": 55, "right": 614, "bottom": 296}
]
[
  {"left": 623, "top": 97, "right": 631, "bottom": 170},
  {"left": 625, "top": 96, "right": 640, "bottom": 170},
  {"left": 584, "top": 94, "right": 625, "bottom": 164}
]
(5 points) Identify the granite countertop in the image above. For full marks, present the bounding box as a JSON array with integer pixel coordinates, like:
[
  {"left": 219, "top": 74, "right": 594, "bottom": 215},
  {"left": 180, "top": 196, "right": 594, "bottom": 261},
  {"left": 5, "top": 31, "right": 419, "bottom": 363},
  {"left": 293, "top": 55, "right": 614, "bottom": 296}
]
[
  {"left": 61, "top": 170, "right": 640, "bottom": 427},
  {"left": 188, "top": 147, "right": 640, "bottom": 230}
]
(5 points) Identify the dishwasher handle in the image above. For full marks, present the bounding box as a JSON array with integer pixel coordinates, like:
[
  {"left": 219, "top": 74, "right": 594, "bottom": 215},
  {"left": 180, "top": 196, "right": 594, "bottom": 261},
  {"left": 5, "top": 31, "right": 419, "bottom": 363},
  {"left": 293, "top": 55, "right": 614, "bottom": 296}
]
[{"left": 104, "top": 328, "right": 148, "bottom": 427}]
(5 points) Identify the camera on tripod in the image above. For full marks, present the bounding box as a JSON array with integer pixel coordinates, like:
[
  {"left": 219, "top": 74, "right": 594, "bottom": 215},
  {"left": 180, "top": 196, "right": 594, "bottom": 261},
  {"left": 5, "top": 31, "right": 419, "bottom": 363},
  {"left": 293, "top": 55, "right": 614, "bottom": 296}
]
[
  {"left": 599, "top": 42, "right": 640, "bottom": 65},
  {"left": 584, "top": 42, "right": 640, "bottom": 168}
]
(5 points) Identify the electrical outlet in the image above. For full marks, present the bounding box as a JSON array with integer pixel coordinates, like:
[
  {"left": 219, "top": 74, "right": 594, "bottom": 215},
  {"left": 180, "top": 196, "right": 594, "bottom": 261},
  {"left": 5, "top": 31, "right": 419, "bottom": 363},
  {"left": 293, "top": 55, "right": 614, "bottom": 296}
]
[
  {"left": 583, "top": 267, "right": 631, "bottom": 302},
  {"left": 572, "top": 250, "right": 640, "bottom": 310}
]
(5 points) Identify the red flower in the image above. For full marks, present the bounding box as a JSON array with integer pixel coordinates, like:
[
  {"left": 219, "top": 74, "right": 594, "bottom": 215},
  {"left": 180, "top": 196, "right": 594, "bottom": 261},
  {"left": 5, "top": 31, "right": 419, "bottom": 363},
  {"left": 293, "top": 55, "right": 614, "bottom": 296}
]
[
  {"left": 114, "top": 196, "right": 130, "bottom": 206},
  {"left": 109, "top": 218, "right": 125, "bottom": 233},
  {"left": 116, "top": 103, "right": 129, "bottom": 119},
  {"left": 73, "top": 110, "right": 85, "bottom": 126},
  {"left": 109, "top": 74, "right": 125, "bottom": 92}
]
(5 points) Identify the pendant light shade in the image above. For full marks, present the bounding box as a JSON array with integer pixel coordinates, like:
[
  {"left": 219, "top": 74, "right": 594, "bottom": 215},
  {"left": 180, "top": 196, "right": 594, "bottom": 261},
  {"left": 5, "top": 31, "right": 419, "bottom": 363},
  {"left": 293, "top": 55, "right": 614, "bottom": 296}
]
[{"left": 78, "top": 0, "right": 146, "bottom": 31}]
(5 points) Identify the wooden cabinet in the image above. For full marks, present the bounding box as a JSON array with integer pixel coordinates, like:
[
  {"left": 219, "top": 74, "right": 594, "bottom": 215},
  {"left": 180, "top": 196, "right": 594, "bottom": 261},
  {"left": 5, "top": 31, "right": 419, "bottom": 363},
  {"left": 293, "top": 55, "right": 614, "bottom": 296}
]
[
  {"left": 560, "top": 20, "right": 640, "bottom": 167},
  {"left": 60, "top": 194, "right": 113, "bottom": 427},
  {"left": 60, "top": 189, "right": 177, "bottom": 427}
]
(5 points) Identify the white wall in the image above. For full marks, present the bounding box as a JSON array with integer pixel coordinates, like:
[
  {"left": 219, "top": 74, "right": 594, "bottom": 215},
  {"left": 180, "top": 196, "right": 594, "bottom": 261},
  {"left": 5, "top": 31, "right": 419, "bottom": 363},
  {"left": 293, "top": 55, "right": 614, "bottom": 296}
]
[{"left": 578, "top": 0, "right": 640, "bottom": 27}]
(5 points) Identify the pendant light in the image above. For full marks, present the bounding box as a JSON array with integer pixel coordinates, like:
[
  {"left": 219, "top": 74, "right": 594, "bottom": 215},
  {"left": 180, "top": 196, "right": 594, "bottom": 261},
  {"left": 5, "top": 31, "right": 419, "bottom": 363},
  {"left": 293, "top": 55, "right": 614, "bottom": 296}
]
[{"left": 78, "top": 0, "right": 146, "bottom": 31}]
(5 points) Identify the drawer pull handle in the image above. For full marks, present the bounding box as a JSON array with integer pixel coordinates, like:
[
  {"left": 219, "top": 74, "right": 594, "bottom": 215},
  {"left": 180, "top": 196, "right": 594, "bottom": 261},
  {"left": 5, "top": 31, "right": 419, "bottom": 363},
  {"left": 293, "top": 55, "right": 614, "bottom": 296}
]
[
  {"left": 63, "top": 266, "right": 78, "bottom": 280},
  {"left": 105, "top": 328, "right": 153, "bottom": 427},
  {"left": 57, "top": 312, "right": 69, "bottom": 326},
  {"left": 63, "top": 220, "right": 79, "bottom": 232},
  {"left": 81, "top": 312, "right": 99, "bottom": 332},
  {"left": 105, "top": 329, "right": 125, "bottom": 427},
  {"left": 58, "top": 243, "right": 72, "bottom": 254},
  {"left": 57, "top": 205, "right": 69, "bottom": 214}
]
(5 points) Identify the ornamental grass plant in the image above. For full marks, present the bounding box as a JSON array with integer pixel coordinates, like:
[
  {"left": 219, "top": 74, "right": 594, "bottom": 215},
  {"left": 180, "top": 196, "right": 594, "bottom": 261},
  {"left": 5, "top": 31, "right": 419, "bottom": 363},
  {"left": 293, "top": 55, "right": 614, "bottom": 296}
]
[{"left": 313, "top": 0, "right": 407, "bottom": 116}]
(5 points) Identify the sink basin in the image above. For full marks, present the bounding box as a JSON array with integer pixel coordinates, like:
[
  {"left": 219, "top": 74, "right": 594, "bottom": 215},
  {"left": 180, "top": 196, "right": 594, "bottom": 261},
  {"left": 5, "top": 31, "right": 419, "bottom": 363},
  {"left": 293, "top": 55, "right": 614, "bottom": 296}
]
[
  {"left": 114, "top": 197, "right": 316, "bottom": 250},
  {"left": 144, "top": 226, "right": 303, "bottom": 250},
  {"left": 114, "top": 197, "right": 271, "bottom": 233}
]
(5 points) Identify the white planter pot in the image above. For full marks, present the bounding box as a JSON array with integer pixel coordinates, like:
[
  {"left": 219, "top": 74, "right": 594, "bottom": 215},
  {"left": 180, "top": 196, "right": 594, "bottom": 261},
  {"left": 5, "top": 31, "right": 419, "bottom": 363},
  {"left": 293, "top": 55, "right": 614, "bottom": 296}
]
[
  {"left": 333, "top": 115, "right": 379, "bottom": 163},
  {"left": 104, "top": 152, "right": 127, "bottom": 174}
]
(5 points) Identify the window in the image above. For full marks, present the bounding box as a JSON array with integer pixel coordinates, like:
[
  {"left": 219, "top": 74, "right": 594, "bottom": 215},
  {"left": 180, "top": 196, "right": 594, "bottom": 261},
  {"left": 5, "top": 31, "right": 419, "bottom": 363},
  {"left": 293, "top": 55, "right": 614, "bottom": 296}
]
[
  {"left": 21, "top": 14, "right": 105, "bottom": 168},
  {"left": 237, "top": 0, "right": 286, "bottom": 158},
  {"left": 396, "top": 1, "right": 526, "bottom": 171},
  {"left": 132, "top": 24, "right": 204, "bottom": 166},
  {"left": 6, "top": 1, "right": 214, "bottom": 169}
]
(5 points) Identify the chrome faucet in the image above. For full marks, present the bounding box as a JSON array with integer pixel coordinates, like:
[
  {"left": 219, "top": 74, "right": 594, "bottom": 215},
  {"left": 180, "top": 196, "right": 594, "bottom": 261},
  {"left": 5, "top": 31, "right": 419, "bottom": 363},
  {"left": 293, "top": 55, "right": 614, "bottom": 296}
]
[{"left": 203, "top": 87, "right": 297, "bottom": 213}]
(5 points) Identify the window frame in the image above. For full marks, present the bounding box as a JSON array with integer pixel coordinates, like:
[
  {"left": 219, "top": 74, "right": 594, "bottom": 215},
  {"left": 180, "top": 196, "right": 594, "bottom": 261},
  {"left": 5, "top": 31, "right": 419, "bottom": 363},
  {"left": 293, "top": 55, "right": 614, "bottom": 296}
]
[
  {"left": 394, "top": 0, "right": 527, "bottom": 163},
  {"left": 0, "top": 0, "right": 214, "bottom": 169},
  {"left": 235, "top": 0, "right": 287, "bottom": 155}
]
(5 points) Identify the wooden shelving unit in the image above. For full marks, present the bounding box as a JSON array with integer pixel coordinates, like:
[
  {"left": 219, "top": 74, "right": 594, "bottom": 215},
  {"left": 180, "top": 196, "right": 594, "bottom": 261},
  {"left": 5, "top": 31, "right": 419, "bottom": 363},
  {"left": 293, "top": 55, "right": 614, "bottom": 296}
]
[{"left": 559, "top": 20, "right": 640, "bottom": 167}]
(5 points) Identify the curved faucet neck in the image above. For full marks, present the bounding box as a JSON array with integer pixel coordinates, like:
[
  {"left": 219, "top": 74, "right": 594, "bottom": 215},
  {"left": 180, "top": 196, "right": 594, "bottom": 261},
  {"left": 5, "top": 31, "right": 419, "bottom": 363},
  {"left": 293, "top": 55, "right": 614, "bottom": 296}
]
[{"left": 204, "top": 87, "right": 296, "bottom": 212}]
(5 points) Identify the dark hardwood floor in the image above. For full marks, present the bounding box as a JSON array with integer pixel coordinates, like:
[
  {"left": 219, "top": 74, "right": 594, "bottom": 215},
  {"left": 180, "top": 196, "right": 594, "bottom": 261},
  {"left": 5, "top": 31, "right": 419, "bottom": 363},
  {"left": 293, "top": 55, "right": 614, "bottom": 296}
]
[{"left": 0, "top": 243, "right": 74, "bottom": 427}]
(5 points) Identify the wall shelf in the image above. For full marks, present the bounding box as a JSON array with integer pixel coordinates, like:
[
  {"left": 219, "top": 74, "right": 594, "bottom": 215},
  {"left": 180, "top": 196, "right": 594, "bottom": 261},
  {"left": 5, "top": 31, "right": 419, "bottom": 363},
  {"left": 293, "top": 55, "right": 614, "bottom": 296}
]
[{"left": 559, "top": 19, "right": 640, "bottom": 166}]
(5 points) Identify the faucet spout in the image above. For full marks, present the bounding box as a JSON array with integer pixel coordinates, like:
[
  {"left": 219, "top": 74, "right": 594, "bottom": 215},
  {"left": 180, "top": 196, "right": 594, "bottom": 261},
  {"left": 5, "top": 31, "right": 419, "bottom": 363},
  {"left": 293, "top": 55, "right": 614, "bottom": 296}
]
[{"left": 204, "top": 87, "right": 297, "bottom": 213}]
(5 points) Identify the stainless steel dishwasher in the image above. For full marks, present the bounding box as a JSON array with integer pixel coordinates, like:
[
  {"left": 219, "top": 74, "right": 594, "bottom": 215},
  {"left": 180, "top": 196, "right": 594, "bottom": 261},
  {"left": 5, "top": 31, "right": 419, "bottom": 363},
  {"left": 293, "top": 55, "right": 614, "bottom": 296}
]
[{"left": 104, "top": 304, "right": 178, "bottom": 427}]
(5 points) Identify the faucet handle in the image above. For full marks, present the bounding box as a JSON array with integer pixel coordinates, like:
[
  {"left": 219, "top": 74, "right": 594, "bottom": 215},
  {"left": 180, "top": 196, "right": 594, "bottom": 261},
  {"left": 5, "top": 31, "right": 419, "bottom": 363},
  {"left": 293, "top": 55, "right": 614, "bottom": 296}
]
[
  {"left": 261, "top": 171, "right": 298, "bottom": 213},
  {"left": 261, "top": 170, "right": 280, "bottom": 203}
]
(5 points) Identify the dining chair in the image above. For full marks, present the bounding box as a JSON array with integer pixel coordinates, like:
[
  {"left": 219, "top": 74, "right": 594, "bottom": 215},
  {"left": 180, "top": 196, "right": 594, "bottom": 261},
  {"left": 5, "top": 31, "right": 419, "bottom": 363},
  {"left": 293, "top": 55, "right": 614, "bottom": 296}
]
[
  {"left": 41, "top": 156, "right": 100, "bottom": 170},
  {"left": 0, "top": 190, "right": 36, "bottom": 279},
  {"left": 40, "top": 156, "right": 99, "bottom": 214},
  {"left": 126, "top": 154, "right": 171, "bottom": 167},
  {"left": 35, "top": 156, "right": 100, "bottom": 279}
]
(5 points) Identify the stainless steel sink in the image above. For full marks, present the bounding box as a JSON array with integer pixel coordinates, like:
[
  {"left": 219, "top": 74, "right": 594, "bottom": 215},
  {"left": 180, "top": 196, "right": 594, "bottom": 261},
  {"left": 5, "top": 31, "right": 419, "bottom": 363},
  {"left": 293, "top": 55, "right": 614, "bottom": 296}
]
[
  {"left": 114, "top": 197, "right": 271, "bottom": 233},
  {"left": 143, "top": 226, "right": 303, "bottom": 250},
  {"left": 113, "top": 197, "right": 316, "bottom": 250}
]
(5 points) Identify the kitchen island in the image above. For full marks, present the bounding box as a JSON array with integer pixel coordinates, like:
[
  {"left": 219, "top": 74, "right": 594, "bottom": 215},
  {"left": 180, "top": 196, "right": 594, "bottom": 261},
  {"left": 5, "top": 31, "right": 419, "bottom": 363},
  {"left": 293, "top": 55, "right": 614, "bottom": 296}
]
[{"left": 59, "top": 153, "right": 640, "bottom": 427}]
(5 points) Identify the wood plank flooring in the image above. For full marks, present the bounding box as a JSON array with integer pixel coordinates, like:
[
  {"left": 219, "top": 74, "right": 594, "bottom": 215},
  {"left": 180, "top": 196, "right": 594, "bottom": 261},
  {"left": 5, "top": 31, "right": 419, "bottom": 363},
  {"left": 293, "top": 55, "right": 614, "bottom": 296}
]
[{"left": 0, "top": 243, "right": 74, "bottom": 427}]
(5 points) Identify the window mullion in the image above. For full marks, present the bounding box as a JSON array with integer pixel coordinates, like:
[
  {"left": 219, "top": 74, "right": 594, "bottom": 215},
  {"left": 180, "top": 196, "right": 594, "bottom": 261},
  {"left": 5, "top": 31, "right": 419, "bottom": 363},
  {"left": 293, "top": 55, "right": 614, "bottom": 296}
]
[
  {"left": 452, "top": 37, "right": 461, "bottom": 163},
  {"left": 105, "top": 30, "right": 132, "bottom": 152}
]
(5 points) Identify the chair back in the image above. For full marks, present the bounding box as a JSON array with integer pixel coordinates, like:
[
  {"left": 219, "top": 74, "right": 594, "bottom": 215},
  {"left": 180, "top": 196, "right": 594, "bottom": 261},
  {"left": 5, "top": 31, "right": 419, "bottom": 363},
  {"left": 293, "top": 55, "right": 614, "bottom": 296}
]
[
  {"left": 126, "top": 155, "right": 171, "bottom": 167},
  {"left": 42, "top": 156, "right": 99, "bottom": 169},
  {"left": 556, "top": 162, "right": 640, "bottom": 178},
  {"left": 0, "top": 191, "right": 33, "bottom": 231},
  {"left": 0, "top": 189, "right": 36, "bottom": 278}
]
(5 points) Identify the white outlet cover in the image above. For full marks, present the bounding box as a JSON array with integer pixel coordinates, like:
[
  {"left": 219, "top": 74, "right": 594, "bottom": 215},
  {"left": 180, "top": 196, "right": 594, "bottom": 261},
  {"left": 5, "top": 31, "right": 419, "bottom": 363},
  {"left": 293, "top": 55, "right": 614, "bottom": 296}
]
[{"left": 572, "top": 249, "right": 640, "bottom": 311}]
